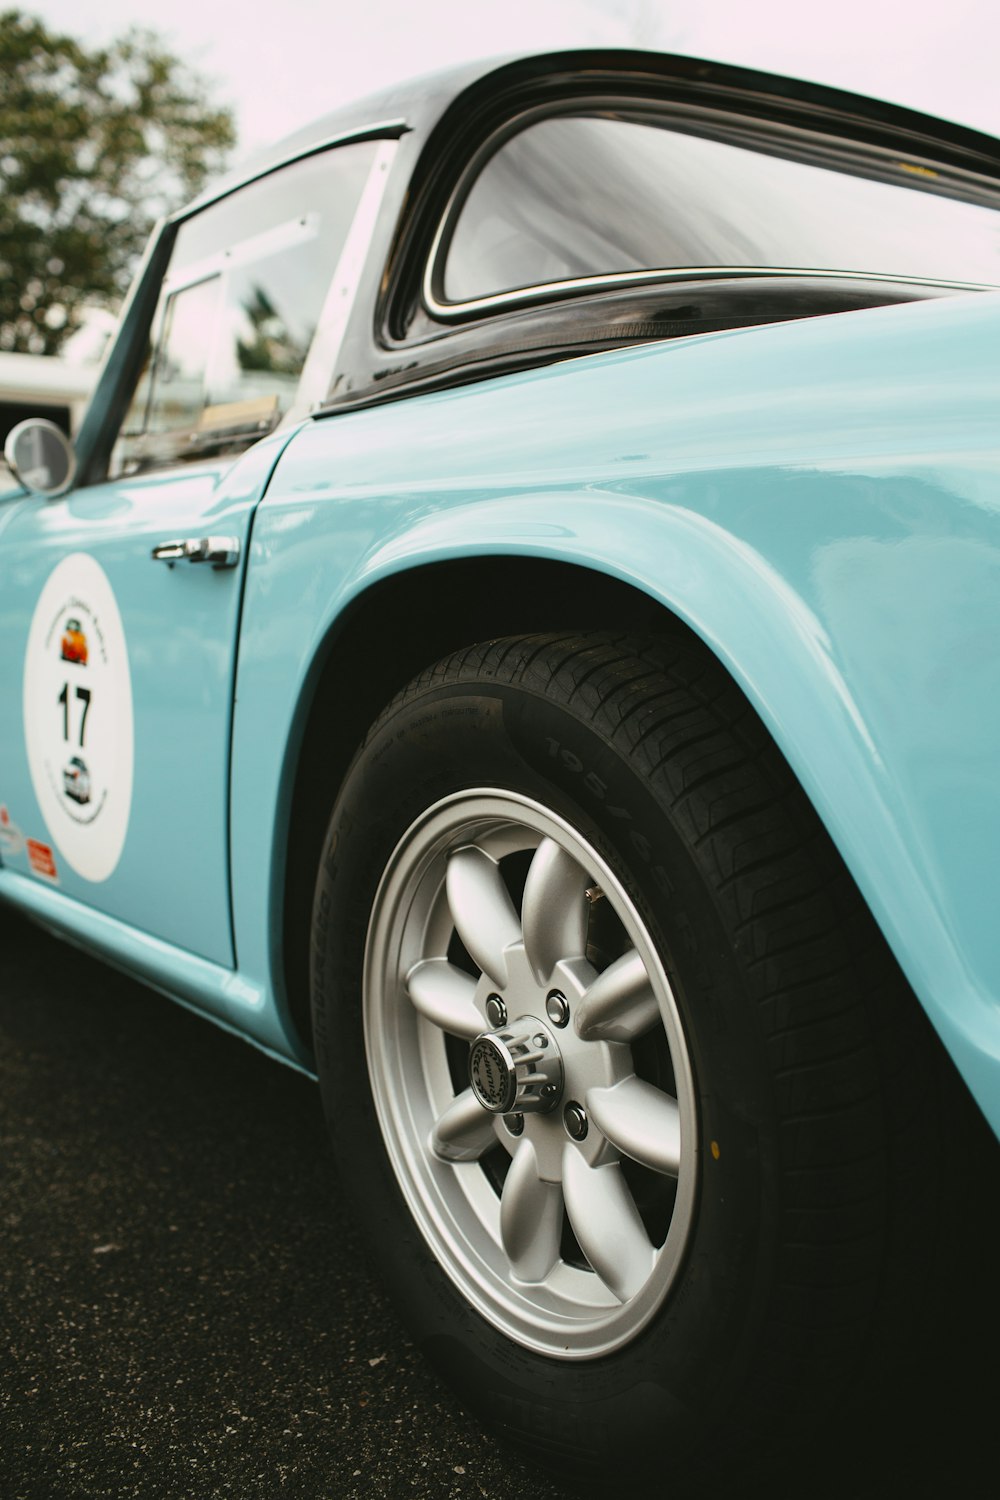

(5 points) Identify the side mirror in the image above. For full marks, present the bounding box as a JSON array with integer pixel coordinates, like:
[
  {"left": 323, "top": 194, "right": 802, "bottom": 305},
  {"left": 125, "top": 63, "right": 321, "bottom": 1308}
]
[{"left": 3, "top": 418, "right": 77, "bottom": 497}]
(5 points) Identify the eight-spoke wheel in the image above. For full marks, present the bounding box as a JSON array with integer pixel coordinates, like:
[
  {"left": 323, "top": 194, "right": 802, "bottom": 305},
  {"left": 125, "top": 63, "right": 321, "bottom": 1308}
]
[{"left": 365, "top": 790, "right": 697, "bottom": 1356}]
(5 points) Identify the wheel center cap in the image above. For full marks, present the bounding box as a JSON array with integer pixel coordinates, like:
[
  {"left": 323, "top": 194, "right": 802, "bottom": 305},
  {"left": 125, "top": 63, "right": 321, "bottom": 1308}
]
[
  {"left": 469, "top": 1016, "right": 563, "bottom": 1115},
  {"left": 469, "top": 1036, "right": 514, "bottom": 1113}
]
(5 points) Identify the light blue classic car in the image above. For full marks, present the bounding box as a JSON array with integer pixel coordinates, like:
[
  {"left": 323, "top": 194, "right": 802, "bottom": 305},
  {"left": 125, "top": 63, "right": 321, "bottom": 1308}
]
[{"left": 3, "top": 47, "right": 999, "bottom": 1486}]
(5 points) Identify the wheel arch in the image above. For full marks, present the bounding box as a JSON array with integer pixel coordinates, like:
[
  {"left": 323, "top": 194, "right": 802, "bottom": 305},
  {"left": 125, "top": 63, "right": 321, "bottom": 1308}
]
[
  {"left": 280, "top": 555, "right": 671, "bottom": 1056},
  {"left": 277, "top": 544, "right": 920, "bottom": 1059},
  {"left": 262, "top": 509, "right": 998, "bottom": 1142}
]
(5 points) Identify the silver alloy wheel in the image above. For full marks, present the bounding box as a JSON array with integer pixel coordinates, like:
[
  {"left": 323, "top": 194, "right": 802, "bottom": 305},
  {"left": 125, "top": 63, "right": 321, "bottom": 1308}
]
[{"left": 364, "top": 789, "right": 698, "bottom": 1360}]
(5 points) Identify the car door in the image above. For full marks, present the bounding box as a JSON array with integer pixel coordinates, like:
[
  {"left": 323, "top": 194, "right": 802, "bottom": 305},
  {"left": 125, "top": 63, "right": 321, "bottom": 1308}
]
[{"left": 0, "top": 137, "right": 387, "bottom": 964}]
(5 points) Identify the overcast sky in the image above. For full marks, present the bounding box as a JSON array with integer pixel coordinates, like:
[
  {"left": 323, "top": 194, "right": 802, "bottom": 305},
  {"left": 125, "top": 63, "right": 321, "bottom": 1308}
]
[{"left": 28, "top": 0, "right": 1000, "bottom": 154}]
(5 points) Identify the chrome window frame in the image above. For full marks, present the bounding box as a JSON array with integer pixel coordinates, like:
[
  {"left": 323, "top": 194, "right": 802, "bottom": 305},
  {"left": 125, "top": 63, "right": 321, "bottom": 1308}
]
[
  {"left": 289, "top": 137, "right": 398, "bottom": 419},
  {"left": 423, "top": 98, "right": 1000, "bottom": 322}
]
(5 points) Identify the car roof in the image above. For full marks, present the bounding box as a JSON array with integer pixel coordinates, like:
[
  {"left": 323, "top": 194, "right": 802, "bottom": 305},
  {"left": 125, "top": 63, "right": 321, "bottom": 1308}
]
[
  {"left": 181, "top": 47, "right": 1000, "bottom": 223},
  {"left": 179, "top": 53, "right": 503, "bottom": 219}
]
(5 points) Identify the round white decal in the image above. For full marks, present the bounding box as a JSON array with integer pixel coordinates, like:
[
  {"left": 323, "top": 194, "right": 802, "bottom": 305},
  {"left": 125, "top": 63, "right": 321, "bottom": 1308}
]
[{"left": 23, "top": 553, "right": 134, "bottom": 882}]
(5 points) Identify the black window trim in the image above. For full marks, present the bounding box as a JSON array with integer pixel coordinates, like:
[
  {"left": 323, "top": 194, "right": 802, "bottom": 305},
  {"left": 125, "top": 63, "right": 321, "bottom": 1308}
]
[{"left": 174, "top": 119, "right": 409, "bottom": 224}]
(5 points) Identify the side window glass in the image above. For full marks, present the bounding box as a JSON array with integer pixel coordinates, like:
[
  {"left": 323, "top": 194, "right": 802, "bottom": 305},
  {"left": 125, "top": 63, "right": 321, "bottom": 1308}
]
[
  {"left": 112, "top": 140, "right": 378, "bottom": 476},
  {"left": 146, "top": 275, "right": 223, "bottom": 438}
]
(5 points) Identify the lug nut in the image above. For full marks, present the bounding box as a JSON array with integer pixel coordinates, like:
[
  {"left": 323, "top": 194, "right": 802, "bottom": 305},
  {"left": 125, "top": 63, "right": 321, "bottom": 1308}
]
[
  {"left": 485, "top": 994, "right": 507, "bottom": 1028},
  {"left": 504, "top": 1113, "right": 524, "bottom": 1136},
  {"left": 545, "top": 991, "right": 569, "bottom": 1028},
  {"left": 564, "top": 1101, "right": 588, "bottom": 1140},
  {"left": 533, "top": 1033, "right": 548, "bottom": 1049}
]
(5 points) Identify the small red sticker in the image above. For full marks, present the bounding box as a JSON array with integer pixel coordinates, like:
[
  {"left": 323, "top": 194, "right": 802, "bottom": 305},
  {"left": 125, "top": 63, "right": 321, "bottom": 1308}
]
[{"left": 26, "top": 838, "right": 59, "bottom": 881}]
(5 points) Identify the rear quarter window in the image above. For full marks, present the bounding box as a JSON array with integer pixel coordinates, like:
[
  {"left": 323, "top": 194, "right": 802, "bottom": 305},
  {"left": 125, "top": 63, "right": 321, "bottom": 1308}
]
[{"left": 436, "top": 112, "right": 1000, "bottom": 309}]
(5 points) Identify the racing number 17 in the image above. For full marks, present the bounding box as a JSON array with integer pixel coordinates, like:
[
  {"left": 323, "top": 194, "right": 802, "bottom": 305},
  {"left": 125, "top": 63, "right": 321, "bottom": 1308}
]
[{"left": 59, "top": 683, "right": 92, "bottom": 747}]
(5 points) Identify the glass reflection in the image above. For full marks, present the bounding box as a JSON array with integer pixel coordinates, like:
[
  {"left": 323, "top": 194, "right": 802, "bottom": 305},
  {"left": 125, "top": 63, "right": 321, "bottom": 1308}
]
[
  {"left": 146, "top": 275, "right": 222, "bottom": 435},
  {"left": 444, "top": 116, "right": 1000, "bottom": 302},
  {"left": 113, "top": 141, "right": 377, "bottom": 475}
]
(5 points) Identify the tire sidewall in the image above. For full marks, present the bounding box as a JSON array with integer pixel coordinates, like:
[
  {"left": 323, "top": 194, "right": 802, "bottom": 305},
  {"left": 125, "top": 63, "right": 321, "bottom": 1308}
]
[{"left": 312, "top": 673, "right": 780, "bottom": 1470}]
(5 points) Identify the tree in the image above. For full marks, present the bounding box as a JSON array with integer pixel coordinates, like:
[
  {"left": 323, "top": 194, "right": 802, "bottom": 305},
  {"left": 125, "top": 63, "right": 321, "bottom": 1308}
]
[
  {"left": 0, "top": 10, "right": 236, "bottom": 355},
  {"left": 237, "top": 285, "right": 308, "bottom": 376}
]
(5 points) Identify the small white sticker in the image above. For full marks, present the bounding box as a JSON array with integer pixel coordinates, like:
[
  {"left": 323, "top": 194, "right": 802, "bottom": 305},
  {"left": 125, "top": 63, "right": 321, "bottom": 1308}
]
[
  {"left": 0, "top": 804, "right": 26, "bottom": 858},
  {"left": 23, "top": 553, "right": 134, "bottom": 882}
]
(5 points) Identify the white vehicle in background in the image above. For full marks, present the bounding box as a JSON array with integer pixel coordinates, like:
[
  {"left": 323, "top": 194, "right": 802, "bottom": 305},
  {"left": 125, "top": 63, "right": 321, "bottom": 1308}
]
[{"left": 0, "top": 311, "right": 118, "bottom": 468}]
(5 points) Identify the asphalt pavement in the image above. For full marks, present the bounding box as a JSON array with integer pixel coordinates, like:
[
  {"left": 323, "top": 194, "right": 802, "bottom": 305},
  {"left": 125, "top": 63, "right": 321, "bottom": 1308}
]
[
  {"left": 2, "top": 903, "right": 997, "bottom": 1500},
  {"left": 2, "top": 905, "right": 584, "bottom": 1500}
]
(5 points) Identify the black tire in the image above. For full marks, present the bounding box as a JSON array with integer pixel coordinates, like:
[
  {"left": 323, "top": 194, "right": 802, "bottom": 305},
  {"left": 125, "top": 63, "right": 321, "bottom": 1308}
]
[{"left": 311, "top": 632, "right": 945, "bottom": 1486}]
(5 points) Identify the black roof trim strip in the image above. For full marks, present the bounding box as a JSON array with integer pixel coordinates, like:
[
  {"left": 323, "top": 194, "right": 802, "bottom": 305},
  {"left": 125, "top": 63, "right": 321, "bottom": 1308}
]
[{"left": 173, "top": 119, "right": 410, "bottom": 224}]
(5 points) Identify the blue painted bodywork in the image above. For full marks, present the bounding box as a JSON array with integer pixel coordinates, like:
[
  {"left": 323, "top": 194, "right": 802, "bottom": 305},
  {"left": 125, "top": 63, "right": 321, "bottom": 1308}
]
[
  {"left": 234, "top": 291, "right": 1000, "bottom": 1126},
  {"left": 0, "top": 426, "right": 301, "bottom": 967},
  {"left": 3, "top": 291, "right": 1000, "bottom": 1136}
]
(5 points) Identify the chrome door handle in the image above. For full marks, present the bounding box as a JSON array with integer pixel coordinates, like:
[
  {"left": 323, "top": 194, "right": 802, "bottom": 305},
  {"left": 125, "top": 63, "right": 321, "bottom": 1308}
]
[{"left": 151, "top": 536, "right": 241, "bottom": 569}]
